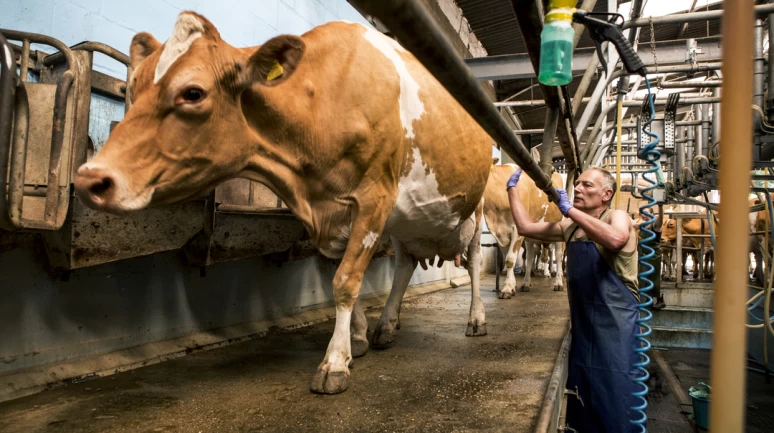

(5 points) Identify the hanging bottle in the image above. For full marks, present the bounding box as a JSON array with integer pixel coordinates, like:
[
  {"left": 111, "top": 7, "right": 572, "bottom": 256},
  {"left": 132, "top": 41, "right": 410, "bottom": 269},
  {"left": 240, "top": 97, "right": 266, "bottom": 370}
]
[{"left": 538, "top": 0, "right": 576, "bottom": 86}]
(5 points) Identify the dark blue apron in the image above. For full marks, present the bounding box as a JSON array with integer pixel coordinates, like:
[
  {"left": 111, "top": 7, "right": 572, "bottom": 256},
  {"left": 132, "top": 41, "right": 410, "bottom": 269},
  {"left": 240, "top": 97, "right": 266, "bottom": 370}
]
[{"left": 565, "top": 226, "right": 642, "bottom": 433}]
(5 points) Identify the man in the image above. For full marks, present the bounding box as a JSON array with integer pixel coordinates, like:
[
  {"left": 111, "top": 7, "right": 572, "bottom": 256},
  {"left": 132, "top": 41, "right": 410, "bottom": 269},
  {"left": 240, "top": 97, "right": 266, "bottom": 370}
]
[{"left": 507, "top": 167, "right": 641, "bottom": 433}]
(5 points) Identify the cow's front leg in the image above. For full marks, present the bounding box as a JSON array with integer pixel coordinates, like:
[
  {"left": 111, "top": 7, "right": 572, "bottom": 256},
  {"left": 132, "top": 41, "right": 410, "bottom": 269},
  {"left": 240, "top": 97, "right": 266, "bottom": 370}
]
[
  {"left": 466, "top": 215, "right": 487, "bottom": 336},
  {"left": 372, "top": 237, "right": 418, "bottom": 348},
  {"left": 499, "top": 234, "right": 523, "bottom": 299},
  {"left": 350, "top": 297, "right": 369, "bottom": 358},
  {"left": 519, "top": 240, "right": 536, "bottom": 292},
  {"left": 311, "top": 213, "right": 388, "bottom": 395},
  {"left": 552, "top": 242, "right": 565, "bottom": 291}
]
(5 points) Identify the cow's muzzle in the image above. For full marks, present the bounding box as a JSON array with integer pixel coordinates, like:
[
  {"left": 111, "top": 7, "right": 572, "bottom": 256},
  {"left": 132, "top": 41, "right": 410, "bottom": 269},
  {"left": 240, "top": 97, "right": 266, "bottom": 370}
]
[{"left": 74, "top": 165, "right": 117, "bottom": 209}]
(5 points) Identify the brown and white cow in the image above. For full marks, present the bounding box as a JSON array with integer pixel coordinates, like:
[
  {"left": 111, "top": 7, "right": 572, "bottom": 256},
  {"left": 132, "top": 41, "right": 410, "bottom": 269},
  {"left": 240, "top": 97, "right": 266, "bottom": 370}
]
[
  {"left": 483, "top": 160, "right": 565, "bottom": 298},
  {"left": 72, "top": 13, "right": 493, "bottom": 394},
  {"left": 663, "top": 217, "right": 715, "bottom": 278}
]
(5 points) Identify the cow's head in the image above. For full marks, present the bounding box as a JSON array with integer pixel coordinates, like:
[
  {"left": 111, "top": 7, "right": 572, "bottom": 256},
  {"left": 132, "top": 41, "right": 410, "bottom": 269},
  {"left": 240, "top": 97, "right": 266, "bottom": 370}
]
[
  {"left": 662, "top": 218, "right": 679, "bottom": 241},
  {"left": 74, "top": 11, "right": 306, "bottom": 213}
]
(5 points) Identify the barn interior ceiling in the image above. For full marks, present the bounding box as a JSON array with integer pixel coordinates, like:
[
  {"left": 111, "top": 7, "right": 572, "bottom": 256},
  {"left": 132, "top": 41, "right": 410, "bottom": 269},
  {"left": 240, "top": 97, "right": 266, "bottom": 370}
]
[{"left": 456, "top": 0, "right": 751, "bottom": 156}]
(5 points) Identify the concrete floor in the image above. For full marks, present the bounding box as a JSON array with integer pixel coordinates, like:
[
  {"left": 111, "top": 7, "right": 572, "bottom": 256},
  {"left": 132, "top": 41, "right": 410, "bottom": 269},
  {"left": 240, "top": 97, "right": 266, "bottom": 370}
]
[
  {"left": 0, "top": 275, "right": 570, "bottom": 433},
  {"left": 661, "top": 348, "right": 774, "bottom": 433}
]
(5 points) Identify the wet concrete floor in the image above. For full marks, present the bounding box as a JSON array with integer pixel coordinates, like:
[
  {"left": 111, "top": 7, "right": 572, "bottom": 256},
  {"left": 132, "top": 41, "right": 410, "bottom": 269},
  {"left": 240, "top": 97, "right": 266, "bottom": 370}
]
[{"left": 0, "top": 275, "right": 570, "bottom": 433}]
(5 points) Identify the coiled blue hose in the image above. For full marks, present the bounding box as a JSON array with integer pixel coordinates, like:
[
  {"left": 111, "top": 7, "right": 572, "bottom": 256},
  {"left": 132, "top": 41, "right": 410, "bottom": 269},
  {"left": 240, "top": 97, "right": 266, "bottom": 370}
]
[{"left": 631, "top": 78, "right": 658, "bottom": 431}]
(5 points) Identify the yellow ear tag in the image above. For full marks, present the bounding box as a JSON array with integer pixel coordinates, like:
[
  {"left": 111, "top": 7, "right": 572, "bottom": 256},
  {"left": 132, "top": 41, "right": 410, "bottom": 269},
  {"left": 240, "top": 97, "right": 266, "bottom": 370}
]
[{"left": 266, "top": 61, "right": 284, "bottom": 81}]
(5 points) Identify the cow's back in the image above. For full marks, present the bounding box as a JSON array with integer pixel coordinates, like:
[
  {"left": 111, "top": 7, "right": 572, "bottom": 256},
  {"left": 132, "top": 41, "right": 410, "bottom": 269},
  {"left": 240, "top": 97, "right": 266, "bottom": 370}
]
[
  {"left": 303, "top": 23, "right": 491, "bottom": 238},
  {"left": 253, "top": 22, "right": 492, "bottom": 257}
]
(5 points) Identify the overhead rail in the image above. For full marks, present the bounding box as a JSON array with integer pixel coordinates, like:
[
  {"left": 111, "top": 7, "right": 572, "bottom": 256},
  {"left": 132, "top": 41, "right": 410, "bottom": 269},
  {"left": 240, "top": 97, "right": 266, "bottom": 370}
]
[
  {"left": 623, "top": 3, "right": 774, "bottom": 29},
  {"left": 349, "top": 0, "right": 560, "bottom": 201}
]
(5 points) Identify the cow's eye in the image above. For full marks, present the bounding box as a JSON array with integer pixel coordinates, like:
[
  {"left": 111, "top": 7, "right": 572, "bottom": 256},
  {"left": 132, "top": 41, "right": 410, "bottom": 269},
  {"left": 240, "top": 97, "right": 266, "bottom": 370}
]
[{"left": 179, "top": 87, "right": 205, "bottom": 104}]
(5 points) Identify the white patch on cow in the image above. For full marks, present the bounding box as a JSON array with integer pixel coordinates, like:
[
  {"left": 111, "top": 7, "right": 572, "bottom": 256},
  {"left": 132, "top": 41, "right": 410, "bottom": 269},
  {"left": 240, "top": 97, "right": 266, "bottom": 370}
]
[
  {"left": 541, "top": 203, "right": 549, "bottom": 218},
  {"left": 362, "top": 231, "right": 379, "bottom": 249},
  {"left": 363, "top": 28, "right": 424, "bottom": 138},
  {"left": 3, "top": 44, "right": 12, "bottom": 71},
  {"left": 323, "top": 305, "right": 353, "bottom": 373},
  {"left": 537, "top": 190, "right": 543, "bottom": 197},
  {"left": 154, "top": 13, "right": 205, "bottom": 84},
  {"left": 341, "top": 275, "right": 348, "bottom": 283},
  {"left": 386, "top": 148, "right": 459, "bottom": 239}
]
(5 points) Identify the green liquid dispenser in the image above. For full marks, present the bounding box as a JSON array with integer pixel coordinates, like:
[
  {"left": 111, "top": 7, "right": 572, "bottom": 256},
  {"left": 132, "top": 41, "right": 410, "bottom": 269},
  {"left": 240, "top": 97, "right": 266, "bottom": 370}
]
[{"left": 538, "top": 1, "right": 576, "bottom": 86}]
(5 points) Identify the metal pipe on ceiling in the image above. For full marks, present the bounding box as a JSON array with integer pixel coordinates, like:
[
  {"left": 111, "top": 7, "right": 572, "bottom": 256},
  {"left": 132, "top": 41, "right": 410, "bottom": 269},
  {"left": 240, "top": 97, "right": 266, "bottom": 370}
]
[
  {"left": 658, "top": 81, "right": 722, "bottom": 88},
  {"left": 495, "top": 98, "right": 591, "bottom": 108},
  {"left": 348, "top": 0, "right": 560, "bottom": 201},
  {"left": 623, "top": 3, "right": 774, "bottom": 29},
  {"left": 577, "top": 62, "right": 722, "bottom": 159}
]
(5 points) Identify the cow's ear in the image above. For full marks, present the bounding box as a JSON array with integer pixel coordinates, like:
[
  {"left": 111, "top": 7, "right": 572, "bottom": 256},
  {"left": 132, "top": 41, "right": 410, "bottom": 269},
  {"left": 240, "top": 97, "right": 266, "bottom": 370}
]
[
  {"left": 492, "top": 157, "right": 500, "bottom": 165},
  {"left": 130, "top": 32, "right": 161, "bottom": 69},
  {"left": 245, "top": 35, "right": 306, "bottom": 87}
]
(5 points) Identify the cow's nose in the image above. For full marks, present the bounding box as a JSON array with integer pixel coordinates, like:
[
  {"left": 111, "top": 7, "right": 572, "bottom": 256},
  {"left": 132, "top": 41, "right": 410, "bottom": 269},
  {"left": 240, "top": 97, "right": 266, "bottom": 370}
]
[{"left": 74, "top": 165, "right": 116, "bottom": 207}]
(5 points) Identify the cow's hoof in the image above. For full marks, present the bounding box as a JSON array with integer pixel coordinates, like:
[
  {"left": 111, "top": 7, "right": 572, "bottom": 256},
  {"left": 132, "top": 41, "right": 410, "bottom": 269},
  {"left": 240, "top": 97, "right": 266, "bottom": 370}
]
[
  {"left": 553, "top": 285, "right": 564, "bottom": 292},
  {"left": 351, "top": 338, "right": 369, "bottom": 358},
  {"left": 310, "top": 369, "right": 349, "bottom": 394},
  {"left": 498, "top": 290, "right": 514, "bottom": 299},
  {"left": 371, "top": 327, "right": 397, "bottom": 349},
  {"left": 519, "top": 285, "right": 530, "bottom": 292},
  {"left": 466, "top": 322, "right": 487, "bottom": 337}
]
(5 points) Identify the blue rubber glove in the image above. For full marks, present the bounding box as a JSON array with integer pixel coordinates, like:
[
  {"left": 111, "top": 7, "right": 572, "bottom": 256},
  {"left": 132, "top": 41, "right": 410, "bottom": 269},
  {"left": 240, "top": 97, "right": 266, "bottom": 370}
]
[
  {"left": 506, "top": 168, "right": 522, "bottom": 190},
  {"left": 556, "top": 189, "right": 573, "bottom": 217}
]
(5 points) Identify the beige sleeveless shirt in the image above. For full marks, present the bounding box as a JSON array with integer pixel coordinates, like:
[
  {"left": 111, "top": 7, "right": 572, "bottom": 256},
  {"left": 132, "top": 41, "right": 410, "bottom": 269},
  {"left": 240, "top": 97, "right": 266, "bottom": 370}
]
[{"left": 563, "top": 209, "right": 640, "bottom": 301}]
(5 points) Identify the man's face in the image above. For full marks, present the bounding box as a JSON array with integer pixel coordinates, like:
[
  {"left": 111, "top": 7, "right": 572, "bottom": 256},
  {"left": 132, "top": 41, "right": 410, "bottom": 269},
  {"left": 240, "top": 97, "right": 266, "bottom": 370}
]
[{"left": 573, "top": 170, "right": 612, "bottom": 211}]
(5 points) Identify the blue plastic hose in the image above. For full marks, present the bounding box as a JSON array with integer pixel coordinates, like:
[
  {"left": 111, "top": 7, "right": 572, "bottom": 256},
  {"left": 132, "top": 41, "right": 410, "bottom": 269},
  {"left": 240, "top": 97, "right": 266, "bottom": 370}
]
[{"left": 631, "top": 78, "right": 658, "bottom": 431}]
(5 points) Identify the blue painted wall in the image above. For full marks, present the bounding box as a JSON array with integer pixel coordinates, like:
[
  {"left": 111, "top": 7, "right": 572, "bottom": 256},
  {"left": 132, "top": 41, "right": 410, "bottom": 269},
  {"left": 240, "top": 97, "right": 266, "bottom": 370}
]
[
  {"left": 1, "top": 0, "right": 371, "bottom": 77},
  {"left": 0, "top": 0, "right": 372, "bottom": 148}
]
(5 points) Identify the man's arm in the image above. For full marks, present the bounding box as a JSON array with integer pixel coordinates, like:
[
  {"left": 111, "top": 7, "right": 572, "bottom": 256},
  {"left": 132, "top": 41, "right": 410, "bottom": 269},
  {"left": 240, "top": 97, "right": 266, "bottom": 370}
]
[
  {"left": 567, "top": 207, "right": 632, "bottom": 252},
  {"left": 507, "top": 185, "right": 565, "bottom": 243}
]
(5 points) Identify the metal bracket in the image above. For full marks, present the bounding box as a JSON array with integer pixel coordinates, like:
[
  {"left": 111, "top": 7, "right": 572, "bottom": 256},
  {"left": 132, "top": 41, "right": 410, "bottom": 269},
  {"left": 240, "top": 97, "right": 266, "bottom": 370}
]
[
  {"left": 664, "top": 93, "right": 680, "bottom": 149},
  {"left": 564, "top": 386, "right": 584, "bottom": 407},
  {"left": 685, "top": 38, "right": 703, "bottom": 65},
  {"left": 0, "top": 29, "right": 79, "bottom": 231}
]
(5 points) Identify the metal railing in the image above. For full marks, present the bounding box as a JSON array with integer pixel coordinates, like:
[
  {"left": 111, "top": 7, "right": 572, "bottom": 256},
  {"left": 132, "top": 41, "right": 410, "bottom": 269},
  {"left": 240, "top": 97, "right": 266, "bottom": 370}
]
[{"left": 0, "top": 29, "right": 78, "bottom": 231}]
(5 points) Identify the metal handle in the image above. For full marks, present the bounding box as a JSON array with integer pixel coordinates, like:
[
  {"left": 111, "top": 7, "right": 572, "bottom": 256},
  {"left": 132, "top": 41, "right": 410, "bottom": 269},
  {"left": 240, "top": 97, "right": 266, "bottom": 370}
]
[
  {"left": 0, "top": 33, "right": 18, "bottom": 230},
  {"left": 0, "top": 29, "right": 78, "bottom": 231}
]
